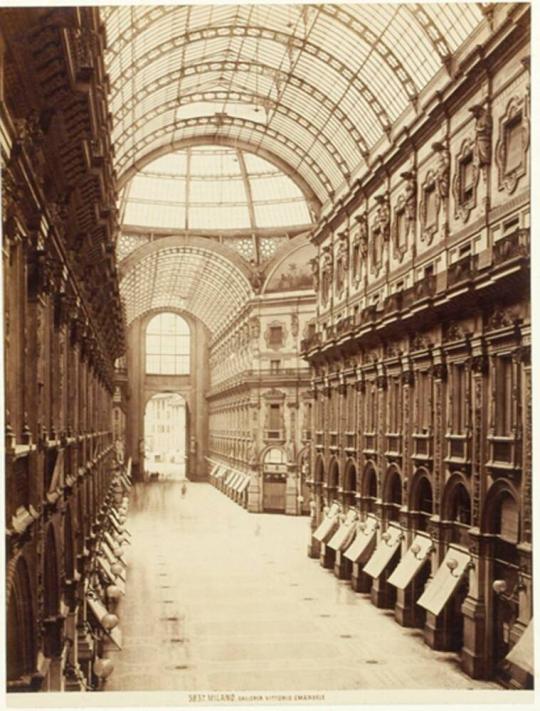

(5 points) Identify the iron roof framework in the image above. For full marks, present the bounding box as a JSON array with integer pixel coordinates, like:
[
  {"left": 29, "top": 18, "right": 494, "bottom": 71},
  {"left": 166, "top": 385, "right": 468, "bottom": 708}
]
[{"left": 103, "top": 3, "right": 485, "bottom": 206}]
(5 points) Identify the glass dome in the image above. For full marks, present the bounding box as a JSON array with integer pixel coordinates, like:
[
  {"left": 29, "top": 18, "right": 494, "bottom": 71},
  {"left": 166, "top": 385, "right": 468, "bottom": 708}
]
[{"left": 120, "top": 146, "right": 314, "bottom": 231}]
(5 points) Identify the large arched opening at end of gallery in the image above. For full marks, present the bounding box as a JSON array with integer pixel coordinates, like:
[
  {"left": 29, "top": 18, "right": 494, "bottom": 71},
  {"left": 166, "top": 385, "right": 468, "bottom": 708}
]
[{"left": 144, "top": 392, "right": 188, "bottom": 481}]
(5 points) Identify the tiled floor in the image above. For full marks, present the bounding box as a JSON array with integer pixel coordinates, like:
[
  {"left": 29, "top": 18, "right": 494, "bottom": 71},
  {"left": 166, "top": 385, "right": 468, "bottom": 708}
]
[{"left": 105, "top": 482, "right": 500, "bottom": 692}]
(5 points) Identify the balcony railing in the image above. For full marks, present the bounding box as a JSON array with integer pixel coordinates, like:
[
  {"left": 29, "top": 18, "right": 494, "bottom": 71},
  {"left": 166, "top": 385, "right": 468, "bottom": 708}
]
[
  {"left": 447, "top": 254, "right": 478, "bottom": 288},
  {"left": 493, "top": 228, "right": 529, "bottom": 266}
]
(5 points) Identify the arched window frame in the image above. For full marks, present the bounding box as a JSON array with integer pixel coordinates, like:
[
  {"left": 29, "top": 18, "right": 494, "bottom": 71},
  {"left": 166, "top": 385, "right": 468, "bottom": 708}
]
[{"left": 145, "top": 312, "right": 190, "bottom": 375}]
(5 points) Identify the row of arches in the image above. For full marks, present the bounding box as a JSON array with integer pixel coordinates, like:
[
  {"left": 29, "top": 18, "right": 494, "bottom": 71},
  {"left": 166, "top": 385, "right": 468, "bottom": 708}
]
[{"left": 313, "top": 456, "right": 521, "bottom": 541}]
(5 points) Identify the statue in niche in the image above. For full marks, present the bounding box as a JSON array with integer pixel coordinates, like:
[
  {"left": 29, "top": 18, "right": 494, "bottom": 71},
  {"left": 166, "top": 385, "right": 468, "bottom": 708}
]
[
  {"left": 320, "top": 246, "right": 333, "bottom": 303},
  {"left": 432, "top": 142, "right": 451, "bottom": 199},
  {"left": 401, "top": 170, "right": 417, "bottom": 226},
  {"left": 285, "top": 438, "right": 296, "bottom": 463},
  {"left": 355, "top": 212, "right": 369, "bottom": 258},
  {"left": 335, "top": 231, "right": 349, "bottom": 294},
  {"left": 309, "top": 257, "right": 320, "bottom": 291},
  {"left": 374, "top": 194, "right": 390, "bottom": 241},
  {"left": 469, "top": 102, "right": 492, "bottom": 169}
]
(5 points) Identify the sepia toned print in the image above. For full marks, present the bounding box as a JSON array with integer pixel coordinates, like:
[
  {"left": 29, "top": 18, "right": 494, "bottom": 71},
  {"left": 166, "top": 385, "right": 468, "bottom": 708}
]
[{"left": 1, "top": 1, "right": 533, "bottom": 704}]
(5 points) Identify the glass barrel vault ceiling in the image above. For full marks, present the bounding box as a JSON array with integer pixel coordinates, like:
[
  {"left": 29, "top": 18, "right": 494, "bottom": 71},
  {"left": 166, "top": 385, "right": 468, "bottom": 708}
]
[
  {"left": 121, "top": 146, "right": 314, "bottom": 231},
  {"left": 102, "top": 3, "right": 486, "bottom": 209}
]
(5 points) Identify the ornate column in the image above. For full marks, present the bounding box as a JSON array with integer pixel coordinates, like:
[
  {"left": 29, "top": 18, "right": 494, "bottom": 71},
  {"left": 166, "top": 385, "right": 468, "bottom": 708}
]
[
  {"left": 247, "top": 399, "right": 262, "bottom": 513},
  {"left": 461, "top": 346, "right": 489, "bottom": 678},
  {"left": 285, "top": 401, "right": 299, "bottom": 515}
]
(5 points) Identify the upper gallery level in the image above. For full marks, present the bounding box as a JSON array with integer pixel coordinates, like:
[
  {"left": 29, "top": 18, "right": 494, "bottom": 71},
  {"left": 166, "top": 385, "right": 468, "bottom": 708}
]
[{"left": 302, "top": 3, "right": 529, "bottom": 358}]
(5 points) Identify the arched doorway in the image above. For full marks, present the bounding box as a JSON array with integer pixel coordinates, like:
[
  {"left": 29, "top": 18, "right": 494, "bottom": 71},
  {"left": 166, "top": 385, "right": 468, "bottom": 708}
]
[
  {"left": 485, "top": 486, "right": 521, "bottom": 681},
  {"left": 384, "top": 467, "right": 402, "bottom": 522},
  {"left": 441, "top": 476, "right": 472, "bottom": 651},
  {"left": 6, "top": 556, "right": 35, "bottom": 690},
  {"left": 343, "top": 460, "right": 358, "bottom": 508},
  {"left": 144, "top": 393, "right": 188, "bottom": 480},
  {"left": 262, "top": 447, "right": 287, "bottom": 512}
]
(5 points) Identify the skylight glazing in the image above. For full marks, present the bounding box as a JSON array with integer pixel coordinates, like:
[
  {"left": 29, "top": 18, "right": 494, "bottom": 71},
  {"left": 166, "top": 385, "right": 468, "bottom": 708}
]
[
  {"left": 122, "top": 146, "right": 312, "bottom": 231},
  {"left": 102, "top": 4, "right": 486, "bottom": 206}
]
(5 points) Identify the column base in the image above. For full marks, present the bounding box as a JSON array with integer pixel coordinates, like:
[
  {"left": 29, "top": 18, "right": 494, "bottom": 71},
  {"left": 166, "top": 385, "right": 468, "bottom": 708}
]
[
  {"left": 334, "top": 551, "right": 352, "bottom": 580},
  {"left": 319, "top": 543, "right": 335, "bottom": 569},
  {"left": 394, "top": 587, "right": 416, "bottom": 627},
  {"left": 351, "top": 563, "right": 372, "bottom": 593},
  {"left": 370, "top": 575, "right": 396, "bottom": 609},
  {"left": 461, "top": 596, "right": 488, "bottom": 679},
  {"left": 308, "top": 536, "right": 321, "bottom": 558}
]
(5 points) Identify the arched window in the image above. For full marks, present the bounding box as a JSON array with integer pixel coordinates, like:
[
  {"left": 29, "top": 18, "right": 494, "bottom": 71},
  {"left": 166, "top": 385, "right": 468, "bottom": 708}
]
[
  {"left": 146, "top": 313, "right": 190, "bottom": 375},
  {"left": 386, "top": 469, "right": 402, "bottom": 522},
  {"left": 448, "top": 482, "right": 471, "bottom": 546},
  {"left": 7, "top": 558, "right": 35, "bottom": 685},
  {"left": 363, "top": 466, "right": 378, "bottom": 514},
  {"left": 415, "top": 476, "right": 433, "bottom": 531}
]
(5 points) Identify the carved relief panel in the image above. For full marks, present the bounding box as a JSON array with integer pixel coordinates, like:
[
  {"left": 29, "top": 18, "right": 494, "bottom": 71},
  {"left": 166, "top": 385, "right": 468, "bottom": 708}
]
[
  {"left": 371, "top": 194, "right": 390, "bottom": 276},
  {"left": 334, "top": 230, "right": 349, "bottom": 298},
  {"left": 320, "top": 245, "right": 333, "bottom": 307},
  {"left": 351, "top": 213, "right": 368, "bottom": 286},
  {"left": 393, "top": 170, "right": 416, "bottom": 259},
  {"left": 495, "top": 95, "right": 530, "bottom": 195}
]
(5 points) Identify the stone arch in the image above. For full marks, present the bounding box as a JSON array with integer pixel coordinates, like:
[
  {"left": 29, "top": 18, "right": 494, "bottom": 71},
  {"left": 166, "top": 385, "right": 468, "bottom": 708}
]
[
  {"left": 482, "top": 478, "right": 520, "bottom": 541},
  {"left": 409, "top": 467, "right": 433, "bottom": 512},
  {"left": 327, "top": 456, "right": 340, "bottom": 488},
  {"left": 441, "top": 472, "right": 471, "bottom": 524},
  {"left": 382, "top": 463, "right": 403, "bottom": 504},
  {"left": 6, "top": 553, "right": 36, "bottom": 684},
  {"left": 343, "top": 458, "right": 358, "bottom": 493},
  {"left": 361, "top": 459, "right": 379, "bottom": 498}
]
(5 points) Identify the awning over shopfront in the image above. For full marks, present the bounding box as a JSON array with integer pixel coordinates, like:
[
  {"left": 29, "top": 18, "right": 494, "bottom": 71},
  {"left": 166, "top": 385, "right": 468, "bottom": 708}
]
[
  {"left": 98, "top": 556, "right": 126, "bottom": 594},
  {"left": 363, "top": 524, "right": 403, "bottom": 579},
  {"left": 224, "top": 469, "right": 236, "bottom": 486},
  {"left": 343, "top": 514, "right": 378, "bottom": 563},
  {"left": 214, "top": 466, "right": 227, "bottom": 480},
  {"left": 312, "top": 503, "right": 341, "bottom": 543},
  {"left": 417, "top": 547, "right": 472, "bottom": 616},
  {"left": 87, "top": 595, "right": 122, "bottom": 650},
  {"left": 100, "top": 542, "right": 126, "bottom": 580},
  {"left": 228, "top": 472, "right": 242, "bottom": 490},
  {"left": 104, "top": 531, "right": 126, "bottom": 564},
  {"left": 233, "top": 473, "right": 248, "bottom": 492},
  {"left": 506, "top": 619, "right": 534, "bottom": 676},
  {"left": 388, "top": 532, "right": 433, "bottom": 590},
  {"left": 237, "top": 475, "right": 251, "bottom": 494},
  {"left": 327, "top": 509, "right": 358, "bottom": 551}
]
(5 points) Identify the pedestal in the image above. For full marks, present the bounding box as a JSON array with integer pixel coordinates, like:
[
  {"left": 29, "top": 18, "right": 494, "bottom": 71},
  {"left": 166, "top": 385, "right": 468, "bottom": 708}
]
[
  {"left": 351, "top": 563, "right": 372, "bottom": 593},
  {"left": 370, "top": 572, "right": 396, "bottom": 609},
  {"left": 334, "top": 550, "right": 352, "bottom": 580},
  {"left": 461, "top": 595, "right": 488, "bottom": 679},
  {"left": 394, "top": 586, "right": 416, "bottom": 627},
  {"left": 308, "top": 534, "right": 321, "bottom": 558},
  {"left": 319, "top": 542, "right": 335, "bottom": 569},
  {"left": 247, "top": 471, "right": 262, "bottom": 513}
]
